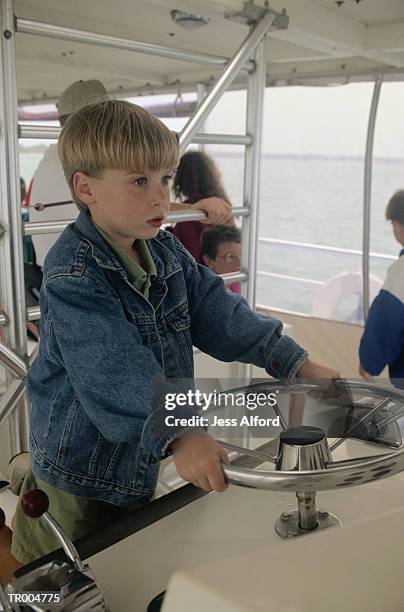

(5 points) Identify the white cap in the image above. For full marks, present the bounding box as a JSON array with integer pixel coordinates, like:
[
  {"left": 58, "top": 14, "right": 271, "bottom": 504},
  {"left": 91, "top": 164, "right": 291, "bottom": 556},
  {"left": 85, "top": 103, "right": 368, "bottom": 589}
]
[{"left": 56, "top": 79, "right": 109, "bottom": 117}]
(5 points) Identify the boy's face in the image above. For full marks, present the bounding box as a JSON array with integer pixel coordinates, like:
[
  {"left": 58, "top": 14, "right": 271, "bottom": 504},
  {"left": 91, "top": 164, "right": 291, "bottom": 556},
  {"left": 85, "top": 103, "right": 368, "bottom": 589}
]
[
  {"left": 74, "top": 167, "right": 174, "bottom": 246},
  {"left": 203, "top": 240, "right": 241, "bottom": 275}
]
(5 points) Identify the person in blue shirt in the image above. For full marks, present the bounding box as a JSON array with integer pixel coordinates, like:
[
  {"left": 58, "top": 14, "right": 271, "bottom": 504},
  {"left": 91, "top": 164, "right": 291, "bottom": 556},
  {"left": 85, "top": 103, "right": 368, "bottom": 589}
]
[{"left": 359, "top": 190, "right": 404, "bottom": 387}]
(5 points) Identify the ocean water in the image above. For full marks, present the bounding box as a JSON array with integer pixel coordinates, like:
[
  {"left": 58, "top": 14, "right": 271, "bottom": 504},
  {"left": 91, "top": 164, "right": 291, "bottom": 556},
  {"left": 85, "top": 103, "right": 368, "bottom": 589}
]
[
  {"left": 19, "top": 149, "right": 404, "bottom": 322},
  {"left": 216, "top": 153, "right": 404, "bottom": 321}
]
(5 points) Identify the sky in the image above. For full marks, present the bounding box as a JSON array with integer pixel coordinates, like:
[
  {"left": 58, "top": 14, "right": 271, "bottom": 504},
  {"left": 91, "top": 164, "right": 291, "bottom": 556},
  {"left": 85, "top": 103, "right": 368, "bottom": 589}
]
[{"left": 201, "top": 82, "right": 404, "bottom": 159}]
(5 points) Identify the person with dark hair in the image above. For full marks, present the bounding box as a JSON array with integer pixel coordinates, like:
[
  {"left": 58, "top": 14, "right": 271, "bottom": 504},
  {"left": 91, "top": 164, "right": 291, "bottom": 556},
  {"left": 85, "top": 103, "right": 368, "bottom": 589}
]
[
  {"left": 385, "top": 189, "right": 404, "bottom": 227},
  {"left": 359, "top": 189, "right": 404, "bottom": 386},
  {"left": 200, "top": 225, "right": 241, "bottom": 293},
  {"left": 170, "top": 151, "right": 234, "bottom": 263}
]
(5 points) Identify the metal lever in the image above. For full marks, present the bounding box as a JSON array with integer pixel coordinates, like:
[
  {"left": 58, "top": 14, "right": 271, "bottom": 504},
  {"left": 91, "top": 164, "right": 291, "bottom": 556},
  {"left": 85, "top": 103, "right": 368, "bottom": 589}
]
[
  {"left": 33, "top": 199, "right": 73, "bottom": 211},
  {"left": 21, "top": 489, "right": 84, "bottom": 572},
  {"left": 1, "top": 497, "right": 109, "bottom": 611}
]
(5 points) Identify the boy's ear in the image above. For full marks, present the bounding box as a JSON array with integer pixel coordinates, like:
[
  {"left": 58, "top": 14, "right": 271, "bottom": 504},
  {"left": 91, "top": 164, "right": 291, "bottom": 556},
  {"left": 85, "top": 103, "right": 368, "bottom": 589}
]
[{"left": 73, "top": 172, "right": 97, "bottom": 207}]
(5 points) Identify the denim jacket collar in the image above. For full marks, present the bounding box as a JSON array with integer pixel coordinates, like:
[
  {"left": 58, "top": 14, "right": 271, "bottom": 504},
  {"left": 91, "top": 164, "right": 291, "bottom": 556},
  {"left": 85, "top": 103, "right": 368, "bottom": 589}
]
[{"left": 73, "top": 210, "right": 181, "bottom": 280}]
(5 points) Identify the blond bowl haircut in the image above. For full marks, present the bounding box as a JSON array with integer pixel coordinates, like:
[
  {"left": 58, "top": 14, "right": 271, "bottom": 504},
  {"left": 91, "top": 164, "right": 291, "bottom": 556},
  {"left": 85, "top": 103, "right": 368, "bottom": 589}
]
[{"left": 58, "top": 99, "right": 180, "bottom": 212}]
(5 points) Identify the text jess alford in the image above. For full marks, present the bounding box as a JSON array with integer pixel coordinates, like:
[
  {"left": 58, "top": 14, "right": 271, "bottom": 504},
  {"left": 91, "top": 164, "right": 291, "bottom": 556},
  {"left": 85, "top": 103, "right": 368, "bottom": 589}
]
[{"left": 165, "top": 415, "right": 281, "bottom": 427}]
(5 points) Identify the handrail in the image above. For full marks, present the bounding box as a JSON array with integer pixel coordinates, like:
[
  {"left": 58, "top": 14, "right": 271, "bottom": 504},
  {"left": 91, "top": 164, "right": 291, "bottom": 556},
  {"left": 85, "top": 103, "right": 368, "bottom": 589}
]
[
  {"left": 363, "top": 77, "right": 383, "bottom": 320},
  {"left": 23, "top": 207, "right": 250, "bottom": 237},
  {"left": 258, "top": 236, "right": 396, "bottom": 262},
  {"left": 19, "top": 124, "right": 252, "bottom": 146},
  {"left": 1, "top": 275, "right": 248, "bottom": 327},
  {"left": 256, "top": 237, "right": 396, "bottom": 289},
  {"left": 257, "top": 270, "right": 323, "bottom": 286},
  {"left": 3, "top": 235, "right": 395, "bottom": 327}
]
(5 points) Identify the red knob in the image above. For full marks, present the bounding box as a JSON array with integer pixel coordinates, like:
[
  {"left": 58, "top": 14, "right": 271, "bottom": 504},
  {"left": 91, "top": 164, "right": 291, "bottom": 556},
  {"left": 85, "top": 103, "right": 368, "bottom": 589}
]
[
  {"left": 21, "top": 489, "right": 49, "bottom": 518},
  {"left": 0, "top": 507, "right": 5, "bottom": 530}
]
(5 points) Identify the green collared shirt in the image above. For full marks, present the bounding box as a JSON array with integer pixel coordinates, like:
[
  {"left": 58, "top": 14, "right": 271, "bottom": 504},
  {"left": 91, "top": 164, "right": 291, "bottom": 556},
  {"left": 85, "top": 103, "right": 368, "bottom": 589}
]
[{"left": 95, "top": 224, "right": 156, "bottom": 299}]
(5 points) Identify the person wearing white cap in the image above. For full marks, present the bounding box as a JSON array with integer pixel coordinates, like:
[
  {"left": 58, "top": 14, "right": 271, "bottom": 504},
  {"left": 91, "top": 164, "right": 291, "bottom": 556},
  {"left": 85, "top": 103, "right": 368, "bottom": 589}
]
[
  {"left": 29, "top": 79, "right": 233, "bottom": 267},
  {"left": 56, "top": 79, "right": 109, "bottom": 121},
  {"left": 29, "top": 80, "right": 109, "bottom": 266}
]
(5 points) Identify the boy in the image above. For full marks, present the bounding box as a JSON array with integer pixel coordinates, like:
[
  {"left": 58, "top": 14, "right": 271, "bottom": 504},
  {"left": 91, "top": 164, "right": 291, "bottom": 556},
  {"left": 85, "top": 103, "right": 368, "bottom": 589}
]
[
  {"left": 359, "top": 190, "right": 404, "bottom": 387},
  {"left": 12, "top": 100, "right": 338, "bottom": 563},
  {"left": 201, "top": 224, "right": 242, "bottom": 293}
]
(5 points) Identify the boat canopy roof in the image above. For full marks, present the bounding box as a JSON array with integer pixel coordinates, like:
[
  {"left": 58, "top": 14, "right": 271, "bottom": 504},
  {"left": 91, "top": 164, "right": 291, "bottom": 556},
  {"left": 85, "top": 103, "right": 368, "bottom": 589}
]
[{"left": 14, "top": 0, "right": 404, "bottom": 104}]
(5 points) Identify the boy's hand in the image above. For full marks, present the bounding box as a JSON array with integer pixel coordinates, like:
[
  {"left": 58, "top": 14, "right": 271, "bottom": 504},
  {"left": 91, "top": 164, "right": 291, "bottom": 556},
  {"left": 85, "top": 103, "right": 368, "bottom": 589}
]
[
  {"left": 297, "top": 359, "right": 341, "bottom": 381},
  {"left": 170, "top": 432, "right": 229, "bottom": 492},
  {"left": 194, "top": 197, "right": 232, "bottom": 224},
  {"left": 297, "top": 358, "right": 342, "bottom": 399}
]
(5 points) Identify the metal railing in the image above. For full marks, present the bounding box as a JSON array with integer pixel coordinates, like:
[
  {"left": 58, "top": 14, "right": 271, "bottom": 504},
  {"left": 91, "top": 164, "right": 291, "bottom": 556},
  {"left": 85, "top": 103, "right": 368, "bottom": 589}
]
[
  {"left": 23, "top": 207, "right": 250, "bottom": 237},
  {"left": 19, "top": 123, "right": 253, "bottom": 147},
  {"left": 17, "top": 17, "right": 256, "bottom": 72},
  {"left": 257, "top": 236, "right": 395, "bottom": 289},
  {"left": 1, "top": 232, "right": 395, "bottom": 328},
  {"left": 258, "top": 237, "right": 396, "bottom": 262}
]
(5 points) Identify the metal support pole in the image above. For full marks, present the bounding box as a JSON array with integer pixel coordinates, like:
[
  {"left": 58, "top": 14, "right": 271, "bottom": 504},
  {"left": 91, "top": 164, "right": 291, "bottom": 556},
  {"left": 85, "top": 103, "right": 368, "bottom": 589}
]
[
  {"left": 18, "top": 124, "right": 61, "bottom": 139},
  {"left": 24, "top": 219, "right": 76, "bottom": 236},
  {"left": 296, "top": 491, "right": 318, "bottom": 530},
  {"left": 27, "top": 306, "right": 40, "bottom": 322},
  {"left": 19, "top": 124, "right": 253, "bottom": 146},
  {"left": 0, "top": 377, "right": 26, "bottom": 430},
  {"left": 363, "top": 77, "right": 382, "bottom": 321},
  {"left": 236, "top": 39, "right": 265, "bottom": 396},
  {"left": 179, "top": 11, "right": 273, "bottom": 152},
  {"left": 242, "top": 39, "right": 266, "bottom": 309},
  {"left": 221, "top": 271, "right": 248, "bottom": 285},
  {"left": 0, "top": 0, "right": 29, "bottom": 452},
  {"left": 28, "top": 342, "right": 39, "bottom": 367},
  {"left": 196, "top": 83, "right": 207, "bottom": 152},
  {"left": 235, "top": 37, "right": 266, "bottom": 401},
  {"left": 191, "top": 133, "right": 252, "bottom": 146},
  {"left": 16, "top": 17, "right": 254, "bottom": 72},
  {"left": 0, "top": 342, "right": 28, "bottom": 378}
]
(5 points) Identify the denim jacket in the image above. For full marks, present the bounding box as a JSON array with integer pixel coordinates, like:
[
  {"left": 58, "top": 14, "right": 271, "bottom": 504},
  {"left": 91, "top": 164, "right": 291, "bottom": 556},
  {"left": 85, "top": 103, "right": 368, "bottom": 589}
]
[{"left": 28, "top": 211, "right": 307, "bottom": 505}]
